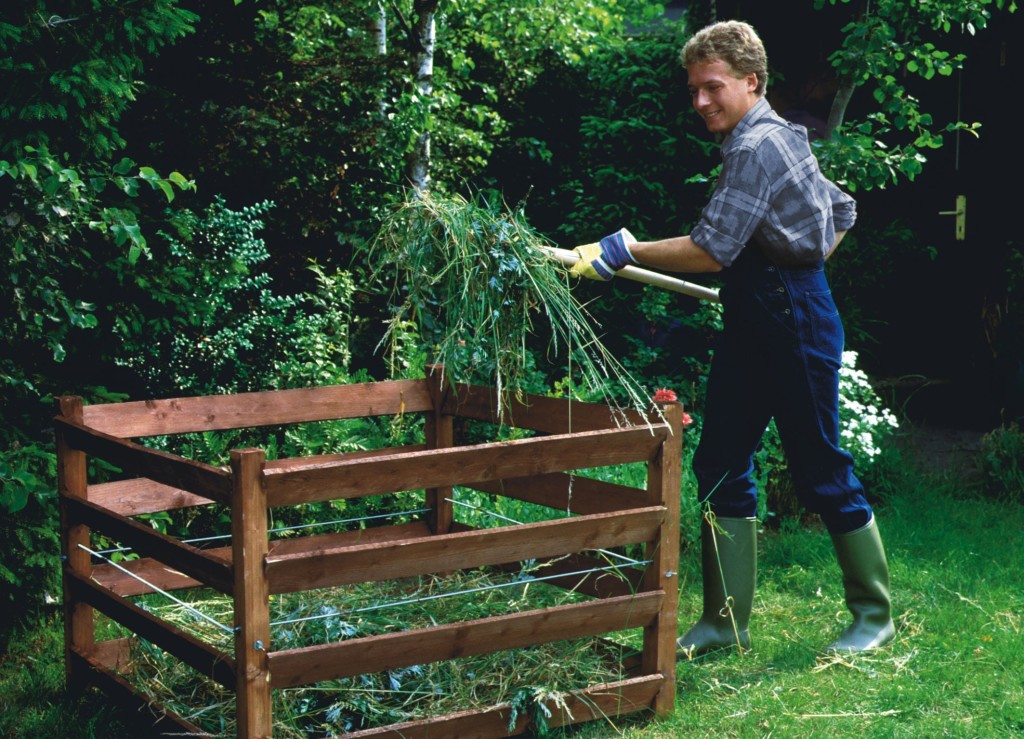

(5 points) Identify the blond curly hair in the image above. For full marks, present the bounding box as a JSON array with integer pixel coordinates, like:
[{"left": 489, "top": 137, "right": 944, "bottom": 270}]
[{"left": 681, "top": 20, "right": 768, "bottom": 97}]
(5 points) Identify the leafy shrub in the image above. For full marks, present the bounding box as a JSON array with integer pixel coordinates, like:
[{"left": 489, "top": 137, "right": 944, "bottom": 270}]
[
  {"left": 978, "top": 424, "right": 1024, "bottom": 502},
  {"left": 0, "top": 442, "right": 60, "bottom": 634},
  {"left": 113, "top": 196, "right": 356, "bottom": 397}
]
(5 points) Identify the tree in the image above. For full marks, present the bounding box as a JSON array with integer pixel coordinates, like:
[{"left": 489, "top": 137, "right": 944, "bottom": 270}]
[
  {"left": 0, "top": 1, "right": 197, "bottom": 632},
  {"left": 812, "top": 0, "right": 1017, "bottom": 190}
]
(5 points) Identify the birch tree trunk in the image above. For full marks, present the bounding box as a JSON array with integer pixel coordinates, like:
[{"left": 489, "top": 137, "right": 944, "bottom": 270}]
[
  {"left": 371, "top": 1, "right": 387, "bottom": 55},
  {"left": 408, "top": 0, "right": 439, "bottom": 193}
]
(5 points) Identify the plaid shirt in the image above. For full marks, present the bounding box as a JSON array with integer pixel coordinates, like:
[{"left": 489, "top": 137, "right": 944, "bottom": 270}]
[{"left": 691, "top": 97, "right": 856, "bottom": 268}]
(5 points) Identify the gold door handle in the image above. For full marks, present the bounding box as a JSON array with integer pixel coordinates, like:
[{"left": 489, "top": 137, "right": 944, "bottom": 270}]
[{"left": 938, "top": 195, "right": 966, "bottom": 241}]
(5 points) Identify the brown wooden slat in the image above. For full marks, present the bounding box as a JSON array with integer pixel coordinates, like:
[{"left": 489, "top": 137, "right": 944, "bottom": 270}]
[
  {"left": 88, "top": 478, "right": 217, "bottom": 516},
  {"left": 85, "top": 443, "right": 430, "bottom": 518},
  {"left": 92, "top": 522, "right": 434, "bottom": 597},
  {"left": 469, "top": 472, "right": 647, "bottom": 516},
  {"left": 343, "top": 675, "right": 662, "bottom": 738},
  {"left": 266, "top": 507, "right": 665, "bottom": 594},
  {"left": 267, "top": 521, "right": 432, "bottom": 560},
  {"left": 263, "top": 425, "right": 667, "bottom": 508},
  {"left": 640, "top": 401, "right": 683, "bottom": 717},
  {"left": 90, "top": 637, "right": 134, "bottom": 674},
  {"left": 67, "top": 497, "right": 234, "bottom": 594},
  {"left": 231, "top": 447, "right": 273, "bottom": 738},
  {"left": 69, "top": 648, "right": 209, "bottom": 737},
  {"left": 54, "top": 417, "right": 232, "bottom": 505},
  {"left": 68, "top": 571, "right": 236, "bottom": 688},
  {"left": 57, "top": 396, "right": 94, "bottom": 697},
  {"left": 91, "top": 551, "right": 231, "bottom": 597},
  {"left": 264, "top": 443, "right": 426, "bottom": 472},
  {"left": 445, "top": 382, "right": 654, "bottom": 433},
  {"left": 80, "top": 379, "right": 433, "bottom": 437},
  {"left": 269, "top": 591, "right": 662, "bottom": 689}
]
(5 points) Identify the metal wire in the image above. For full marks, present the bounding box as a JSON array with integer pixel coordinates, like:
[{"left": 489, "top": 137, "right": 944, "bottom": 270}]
[
  {"left": 447, "top": 497, "right": 646, "bottom": 566},
  {"left": 91, "top": 508, "right": 432, "bottom": 556},
  {"left": 270, "top": 560, "right": 651, "bottom": 628},
  {"left": 77, "top": 543, "right": 234, "bottom": 635},
  {"left": 82, "top": 500, "right": 648, "bottom": 635}
]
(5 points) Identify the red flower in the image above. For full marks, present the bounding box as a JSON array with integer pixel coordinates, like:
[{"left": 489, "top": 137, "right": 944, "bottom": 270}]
[
  {"left": 682, "top": 412, "right": 693, "bottom": 428},
  {"left": 652, "top": 388, "right": 677, "bottom": 403}
]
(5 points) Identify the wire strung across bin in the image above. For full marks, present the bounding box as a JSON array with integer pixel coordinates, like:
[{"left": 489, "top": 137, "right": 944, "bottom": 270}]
[
  {"left": 447, "top": 497, "right": 647, "bottom": 567},
  {"left": 77, "top": 543, "right": 235, "bottom": 635},
  {"left": 80, "top": 499, "right": 650, "bottom": 637},
  {"left": 89, "top": 508, "right": 432, "bottom": 557}
]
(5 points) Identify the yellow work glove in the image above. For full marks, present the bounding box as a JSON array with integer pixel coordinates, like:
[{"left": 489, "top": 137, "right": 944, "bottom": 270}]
[{"left": 569, "top": 228, "right": 637, "bottom": 281}]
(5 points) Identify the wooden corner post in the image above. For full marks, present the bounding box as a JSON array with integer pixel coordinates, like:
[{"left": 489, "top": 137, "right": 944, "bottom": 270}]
[
  {"left": 56, "top": 395, "right": 93, "bottom": 697},
  {"left": 231, "top": 448, "right": 272, "bottom": 738},
  {"left": 642, "top": 402, "right": 683, "bottom": 716},
  {"left": 424, "top": 365, "right": 454, "bottom": 534}
]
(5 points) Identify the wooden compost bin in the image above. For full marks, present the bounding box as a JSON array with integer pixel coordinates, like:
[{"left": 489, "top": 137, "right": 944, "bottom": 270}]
[{"left": 56, "top": 368, "right": 683, "bottom": 738}]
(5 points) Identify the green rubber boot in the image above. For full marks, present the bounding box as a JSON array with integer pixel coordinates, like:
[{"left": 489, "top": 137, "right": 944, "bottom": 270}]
[
  {"left": 826, "top": 516, "right": 896, "bottom": 653},
  {"left": 676, "top": 515, "right": 757, "bottom": 658}
]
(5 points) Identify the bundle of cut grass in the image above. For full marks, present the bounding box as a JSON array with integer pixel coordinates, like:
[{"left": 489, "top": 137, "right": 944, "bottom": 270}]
[{"left": 362, "top": 190, "right": 651, "bottom": 420}]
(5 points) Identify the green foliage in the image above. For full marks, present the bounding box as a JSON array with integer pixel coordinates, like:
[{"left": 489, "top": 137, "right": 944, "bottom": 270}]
[
  {"left": 0, "top": 144, "right": 193, "bottom": 631},
  {"left": 0, "top": 146, "right": 195, "bottom": 374},
  {"left": 112, "top": 196, "right": 356, "bottom": 396},
  {"left": 812, "top": 0, "right": 1014, "bottom": 190},
  {"left": 496, "top": 21, "right": 710, "bottom": 244},
  {"left": 0, "top": 1, "right": 198, "bottom": 160},
  {"left": 0, "top": 442, "right": 60, "bottom": 630},
  {"left": 978, "top": 424, "right": 1024, "bottom": 502}
]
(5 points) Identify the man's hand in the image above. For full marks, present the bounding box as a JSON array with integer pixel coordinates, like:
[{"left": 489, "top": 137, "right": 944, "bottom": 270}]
[{"left": 569, "top": 228, "right": 637, "bottom": 281}]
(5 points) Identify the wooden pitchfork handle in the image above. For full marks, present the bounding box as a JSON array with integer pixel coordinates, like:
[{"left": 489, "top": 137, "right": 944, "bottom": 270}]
[{"left": 542, "top": 246, "right": 722, "bottom": 304}]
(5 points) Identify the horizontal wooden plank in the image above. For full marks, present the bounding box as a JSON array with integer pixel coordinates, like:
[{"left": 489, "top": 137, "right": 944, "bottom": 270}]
[
  {"left": 79, "top": 379, "right": 433, "bottom": 438},
  {"left": 266, "top": 520, "right": 432, "bottom": 560},
  {"left": 86, "top": 443, "right": 430, "bottom": 517},
  {"left": 70, "top": 648, "right": 208, "bottom": 737},
  {"left": 269, "top": 591, "right": 662, "bottom": 688},
  {"left": 264, "top": 443, "right": 426, "bottom": 472},
  {"left": 79, "top": 380, "right": 432, "bottom": 438},
  {"left": 88, "top": 478, "right": 217, "bottom": 516},
  {"left": 55, "top": 417, "right": 232, "bottom": 505},
  {"left": 266, "top": 507, "right": 665, "bottom": 593},
  {"left": 66, "top": 497, "right": 234, "bottom": 594},
  {"left": 90, "top": 637, "right": 134, "bottom": 674},
  {"left": 264, "top": 425, "right": 667, "bottom": 508},
  {"left": 91, "top": 522, "right": 433, "bottom": 597},
  {"left": 446, "top": 382, "right": 655, "bottom": 433},
  {"left": 343, "top": 674, "right": 662, "bottom": 738},
  {"left": 68, "top": 571, "right": 236, "bottom": 689},
  {"left": 469, "top": 471, "right": 647, "bottom": 516},
  {"left": 92, "top": 551, "right": 231, "bottom": 597}
]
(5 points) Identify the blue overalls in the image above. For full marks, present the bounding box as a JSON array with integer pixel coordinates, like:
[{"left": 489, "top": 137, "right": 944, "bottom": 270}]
[{"left": 691, "top": 245, "right": 873, "bottom": 535}]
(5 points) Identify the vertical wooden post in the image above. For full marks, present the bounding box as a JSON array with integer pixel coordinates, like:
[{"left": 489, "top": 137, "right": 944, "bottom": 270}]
[
  {"left": 56, "top": 395, "right": 93, "bottom": 697},
  {"left": 641, "top": 402, "right": 683, "bottom": 716},
  {"left": 231, "top": 448, "right": 272, "bottom": 738},
  {"left": 424, "top": 365, "right": 454, "bottom": 534}
]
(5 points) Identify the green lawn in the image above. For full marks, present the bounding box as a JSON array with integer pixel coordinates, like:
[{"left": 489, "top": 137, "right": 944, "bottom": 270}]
[{"left": 2, "top": 438, "right": 1021, "bottom": 738}]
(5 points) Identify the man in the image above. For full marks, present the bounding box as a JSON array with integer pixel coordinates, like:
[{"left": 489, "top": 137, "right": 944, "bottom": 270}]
[{"left": 571, "top": 20, "right": 895, "bottom": 656}]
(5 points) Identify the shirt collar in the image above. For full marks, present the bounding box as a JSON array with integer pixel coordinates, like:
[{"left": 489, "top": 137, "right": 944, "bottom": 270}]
[{"left": 724, "top": 97, "right": 773, "bottom": 145}]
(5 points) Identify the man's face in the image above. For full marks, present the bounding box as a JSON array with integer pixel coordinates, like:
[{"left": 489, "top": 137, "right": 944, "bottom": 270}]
[{"left": 687, "top": 59, "right": 759, "bottom": 136}]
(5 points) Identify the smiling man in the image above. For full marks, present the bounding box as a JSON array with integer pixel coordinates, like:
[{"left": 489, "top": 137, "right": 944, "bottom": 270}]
[{"left": 571, "top": 20, "right": 895, "bottom": 658}]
